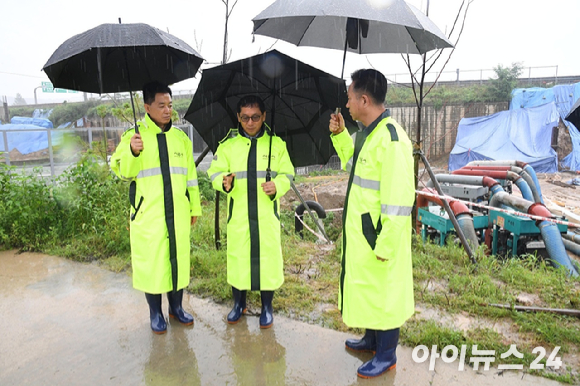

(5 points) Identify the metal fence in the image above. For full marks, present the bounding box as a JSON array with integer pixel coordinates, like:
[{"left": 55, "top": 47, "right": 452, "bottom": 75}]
[
  {"left": 0, "top": 124, "right": 213, "bottom": 178},
  {"left": 385, "top": 65, "right": 563, "bottom": 86},
  {"left": 0, "top": 124, "right": 342, "bottom": 178}
]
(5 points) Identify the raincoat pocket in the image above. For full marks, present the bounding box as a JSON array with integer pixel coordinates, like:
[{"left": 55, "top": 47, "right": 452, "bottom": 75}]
[
  {"left": 273, "top": 200, "right": 280, "bottom": 220},
  {"left": 361, "top": 212, "right": 378, "bottom": 250},
  {"left": 129, "top": 181, "right": 144, "bottom": 221},
  {"left": 227, "top": 197, "right": 234, "bottom": 224}
]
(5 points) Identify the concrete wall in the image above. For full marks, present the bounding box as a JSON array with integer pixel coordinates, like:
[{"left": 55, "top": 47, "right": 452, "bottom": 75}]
[{"left": 390, "top": 102, "right": 509, "bottom": 159}]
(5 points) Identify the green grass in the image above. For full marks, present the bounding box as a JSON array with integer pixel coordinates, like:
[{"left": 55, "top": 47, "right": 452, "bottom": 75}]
[{"left": 2, "top": 168, "right": 579, "bottom": 383}]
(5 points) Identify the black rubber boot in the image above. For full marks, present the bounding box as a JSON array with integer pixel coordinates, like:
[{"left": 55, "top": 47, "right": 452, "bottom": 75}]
[
  {"left": 167, "top": 289, "right": 194, "bottom": 326},
  {"left": 145, "top": 293, "right": 167, "bottom": 334},
  {"left": 227, "top": 286, "right": 247, "bottom": 324},
  {"left": 259, "top": 290, "right": 274, "bottom": 329},
  {"left": 345, "top": 329, "right": 376, "bottom": 353},
  {"left": 357, "top": 328, "right": 399, "bottom": 378}
]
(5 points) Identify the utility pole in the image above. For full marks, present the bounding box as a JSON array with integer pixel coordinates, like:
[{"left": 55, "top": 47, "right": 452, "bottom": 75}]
[
  {"left": 34, "top": 86, "right": 42, "bottom": 105},
  {"left": 2, "top": 96, "right": 9, "bottom": 123}
]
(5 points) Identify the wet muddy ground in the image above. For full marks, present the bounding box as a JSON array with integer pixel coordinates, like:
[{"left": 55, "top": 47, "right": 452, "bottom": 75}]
[{"left": 0, "top": 250, "right": 564, "bottom": 386}]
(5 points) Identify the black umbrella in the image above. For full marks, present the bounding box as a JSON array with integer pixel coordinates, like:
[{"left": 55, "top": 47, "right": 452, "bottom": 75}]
[
  {"left": 565, "top": 97, "right": 580, "bottom": 129},
  {"left": 42, "top": 22, "right": 204, "bottom": 131},
  {"left": 184, "top": 49, "right": 357, "bottom": 168},
  {"left": 252, "top": 0, "right": 453, "bottom": 77}
]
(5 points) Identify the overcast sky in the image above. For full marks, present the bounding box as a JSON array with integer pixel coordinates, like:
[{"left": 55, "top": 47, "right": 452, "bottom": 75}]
[{"left": 1, "top": 0, "right": 578, "bottom": 105}]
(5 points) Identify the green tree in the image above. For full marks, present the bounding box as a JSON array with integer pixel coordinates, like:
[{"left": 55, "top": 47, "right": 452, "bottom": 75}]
[
  {"left": 49, "top": 100, "right": 100, "bottom": 127},
  {"left": 13, "top": 93, "right": 27, "bottom": 106},
  {"left": 488, "top": 62, "right": 524, "bottom": 102},
  {"left": 110, "top": 93, "right": 144, "bottom": 125},
  {"left": 96, "top": 104, "right": 109, "bottom": 161}
]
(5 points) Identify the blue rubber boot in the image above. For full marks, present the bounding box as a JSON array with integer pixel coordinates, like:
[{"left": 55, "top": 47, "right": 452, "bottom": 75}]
[
  {"left": 345, "top": 329, "right": 376, "bottom": 353},
  {"left": 167, "top": 289, "right": 194, "bottom": 326},
  {"left": 227, "top": 287, "right": 247, "bottom": 324},
  {"left": 259, "top": 291, "right": 274, "bottom": 329},
  {"left": 145, "top": 293, "right": 167, "bottom": 334},
  {"left": 357, "top": 328, "right": 399, "bottom": 378}
]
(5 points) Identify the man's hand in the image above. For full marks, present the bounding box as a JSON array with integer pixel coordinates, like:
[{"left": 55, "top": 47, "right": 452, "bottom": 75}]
[
  {"left": 191, "top": 216, "right": 197, "bottom": 226},
  {"left": 329, "top": 112, "right": 345, "bottom": 135},
  {"left": 261, "top": 181, "right": 276, "bottom": 196},
  {"left": 130, "top": 133, "right": 143, "bottom": 156},
  {"left": 223, "top": 173, "right": 235, "bottom": 192}
]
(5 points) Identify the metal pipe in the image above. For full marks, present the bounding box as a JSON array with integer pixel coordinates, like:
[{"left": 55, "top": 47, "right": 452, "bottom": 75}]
[
  {"left": 418, "top": 187, "right": 478, "bottom": 249},
  {"left": 489, "top": 192, "right": 578, "bottom": 277},
  {"left": 562, "top": 239, "right": 580, "bottom": 257},
  {"left": 427, "top": 174, "right": 501, "bottom": 190},
  {"left": 489, "top": 303, "right": 580, "bottom": 317},
  {"left": 458, "top": 165, "right": 540, "bottom": 202},
  {"left": 511, "top": 166, "right": 540, "bottom": 203},
  {"left": 563, "top": 231, "right": 580, "bottom": 244},
  {"left": 417, "top": 151, "right": 477, "bottom": 265},
  {"left": 454, "top": 168, "right": 534, "bottom": 202},
  {"left": 426, "top": 174, "right": 484, "bottom": 187},
  {"left": 466, "top": 160, "right": 544, "bottom": 204},
  {"left": 489, "top": 191, "right": 532, "bottom": 213},
  {"left": 538, "top": 221, "right": 579, "bottom": 277}
]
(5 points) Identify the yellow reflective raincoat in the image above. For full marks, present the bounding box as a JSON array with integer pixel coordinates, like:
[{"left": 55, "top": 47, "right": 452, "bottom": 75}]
[
  {"left": 110, "top": 114, "right": 201, "bottom": 294},
  {"left": 331, "top": 111, "right": 414, "bottom": 330},
  {"left": 207, "top": 126, "right": 295, "bottom": 291}
]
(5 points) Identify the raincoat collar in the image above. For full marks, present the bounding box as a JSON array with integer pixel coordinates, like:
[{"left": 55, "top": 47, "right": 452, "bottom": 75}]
[
  {"left": 221, "top": 123, "right": 274, "bottom": 143},
  {"left": 144, "top": 113, "right": 172, "bottom": 133},
  {"left": 240, "top": 124, "right": 267, "bottom": 140},
  {"left": 361, "top": 109, "right": 390, "bottom": 137}
]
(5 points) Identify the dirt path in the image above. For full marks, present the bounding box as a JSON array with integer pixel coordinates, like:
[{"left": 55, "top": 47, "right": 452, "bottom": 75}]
[{"left": 0, "top": 250, "right": 564, "bottom": 386}]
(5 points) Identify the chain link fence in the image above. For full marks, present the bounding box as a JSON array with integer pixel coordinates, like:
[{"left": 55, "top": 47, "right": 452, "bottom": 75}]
[{"left": 1, "top": 124, "right": 343, "bottom": 178}]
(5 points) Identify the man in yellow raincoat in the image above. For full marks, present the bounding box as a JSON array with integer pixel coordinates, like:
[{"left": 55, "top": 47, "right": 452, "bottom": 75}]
[
  {"left": 328, "top": 69, "right": 415, "bottom": 378},
  {"left": 111, "top": 81, "right": 201, "bottom": 334},
  {"left": 207, "top": 95, "right": 294, "bottom": 328}
]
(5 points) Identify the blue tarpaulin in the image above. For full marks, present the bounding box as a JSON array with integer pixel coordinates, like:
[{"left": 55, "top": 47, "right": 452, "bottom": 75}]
[
  {"left": 10, "top": 116, "right": 54, "bottom": 129},
  {"left": 0, "top": 123, "right": 63, "bottom": 155},
  {"left": 449, "top": 102, "right": 560, "bottom": 172},
  {"left": 511, "top": 82, "right": 580, "bottom": 171}
]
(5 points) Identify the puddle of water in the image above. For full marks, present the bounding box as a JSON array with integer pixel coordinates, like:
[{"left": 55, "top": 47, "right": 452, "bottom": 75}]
[{"left": 0, "top": 250, "right": 565, "bottom": 386}]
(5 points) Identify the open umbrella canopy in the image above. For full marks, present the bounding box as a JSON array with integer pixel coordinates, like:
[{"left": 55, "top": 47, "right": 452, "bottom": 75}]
[
  {"left": 252, "top": 0, "right": 453, "bottom": 77},
  {"left": 566, "top": 97, "right": 580, "bottom": 129},
  {"left": 42, "top": 23, "right": 204, "bottom": 94},
  {"left": 184, "top": 50, "right": 357, "bottom": 168}
]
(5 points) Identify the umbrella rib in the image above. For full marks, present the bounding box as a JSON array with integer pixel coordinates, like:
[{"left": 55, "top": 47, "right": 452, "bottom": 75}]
[
  {"left": 296, "top": 16, "right": 317, "bottom": 46},
  {"left": 219, "top": 71, "right": 240, "bottom": 125}
]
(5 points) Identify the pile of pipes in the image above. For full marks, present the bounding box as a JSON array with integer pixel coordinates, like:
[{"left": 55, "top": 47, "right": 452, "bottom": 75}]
[{"left": 417, "top": 160, "right": 580, "bottom": 277}]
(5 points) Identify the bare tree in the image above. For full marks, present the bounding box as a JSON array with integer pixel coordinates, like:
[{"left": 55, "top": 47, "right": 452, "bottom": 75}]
[
  {"left": 221, "top": 0, "right": 240, "bottom": 64},
  {"left": 399, "top": 0, "right": 474, "bottom": 188}
]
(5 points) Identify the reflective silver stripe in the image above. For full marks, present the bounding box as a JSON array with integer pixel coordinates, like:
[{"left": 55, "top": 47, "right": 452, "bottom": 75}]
[
  {"left": 382, "top": 205, "right": 413, "bottom": 216},
  {"left": 232, "top": 171, "right": 278, "bottom": 179},
  {"left": 286, "top": 174, "right": 294, "bottom": 182},
  {"left": 352, "top": 175, "right": 380, "bottom": 191},
  {"left": 119, "top": 174, "right": 133, "bottom": 181},
  {"left": 137, "top": 167, "right": 188, "bottom": 179},
  {"left": 346, "top": 156, "right": 353, "bottom": 173},
  {"left": 170, "top": 167, "right": 188, "bottom": 176},
  {"left": 210, "top": 172, "right": 221, "bottom": 182},
  {"left": 187, "top": 179, "right": 198, "bottom": 187},
  {"left": 137, "top": 168, "right": 161, "bottom": 178}
]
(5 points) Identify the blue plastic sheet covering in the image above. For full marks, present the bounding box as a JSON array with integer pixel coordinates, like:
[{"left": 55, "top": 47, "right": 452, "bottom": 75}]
[
  {"left": 511, "top": 82, "right": 580, "bottom": 171},
  {"left": 0, "top": 123, "right": 63, "bottom": 155},
  {"left": 449, "top": 102, "right": 560, "bottom": 172},
  {"left": 10, "top": 116, "right": 54, "bottom": 129}
]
